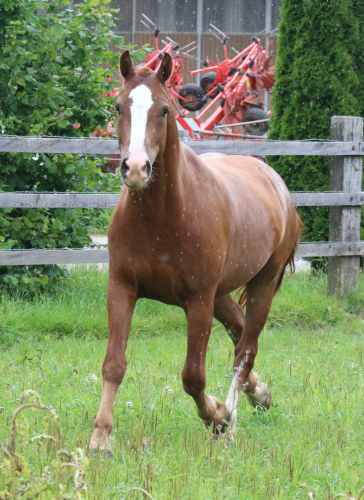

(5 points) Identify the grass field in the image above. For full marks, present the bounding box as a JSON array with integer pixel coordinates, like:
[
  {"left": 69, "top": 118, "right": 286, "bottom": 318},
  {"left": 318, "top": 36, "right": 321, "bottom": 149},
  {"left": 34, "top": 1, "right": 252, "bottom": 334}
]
[{"left": 0, "top": 266, "right": 363, "bottom": 499}]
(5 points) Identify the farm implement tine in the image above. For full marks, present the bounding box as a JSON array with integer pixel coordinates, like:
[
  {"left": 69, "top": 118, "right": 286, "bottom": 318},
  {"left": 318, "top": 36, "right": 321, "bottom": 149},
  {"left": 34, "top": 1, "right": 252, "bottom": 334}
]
[
  {"left": 189, "top": 65, "right": 219, "bottom": 75},
  {"left": 197, "top": 91, "right": 223, "bottom": 120},
  {"left": 141, "top": 13, "right": 160, "bottom": 48},
  {"left": 141, "top": 12, "right": 157, "bottom": 27},
  {"left": 230, "top": 42, "right": 256, "bottom": 65},
  {"left": 180, "top": 41, "right": 197, "bottom": 52}
]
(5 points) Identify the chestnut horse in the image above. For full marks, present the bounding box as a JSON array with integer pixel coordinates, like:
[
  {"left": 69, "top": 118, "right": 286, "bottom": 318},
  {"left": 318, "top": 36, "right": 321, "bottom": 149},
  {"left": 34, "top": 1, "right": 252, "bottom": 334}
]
[{"left": 90, "top": 51, "right": 301, "bottom": 453}]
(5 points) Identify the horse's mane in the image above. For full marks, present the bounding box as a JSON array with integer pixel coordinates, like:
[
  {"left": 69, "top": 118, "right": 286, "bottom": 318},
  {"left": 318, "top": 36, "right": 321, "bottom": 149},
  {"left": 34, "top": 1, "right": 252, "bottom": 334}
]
[{"left": 137, "top": 67, "right": 153, "bottom": 75}]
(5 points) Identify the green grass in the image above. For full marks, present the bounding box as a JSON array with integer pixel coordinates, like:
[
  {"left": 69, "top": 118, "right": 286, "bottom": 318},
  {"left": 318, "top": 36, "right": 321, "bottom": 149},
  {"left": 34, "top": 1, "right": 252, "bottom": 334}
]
[{"left": 0, "top": 267, "right": 363, "bottom": 499}]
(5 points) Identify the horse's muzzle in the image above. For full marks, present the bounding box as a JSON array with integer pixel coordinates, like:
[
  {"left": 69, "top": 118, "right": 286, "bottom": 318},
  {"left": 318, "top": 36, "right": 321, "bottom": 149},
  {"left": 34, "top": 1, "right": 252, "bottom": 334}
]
[{"left": 121, "top": 155, "right": 152, "bottom": 189}]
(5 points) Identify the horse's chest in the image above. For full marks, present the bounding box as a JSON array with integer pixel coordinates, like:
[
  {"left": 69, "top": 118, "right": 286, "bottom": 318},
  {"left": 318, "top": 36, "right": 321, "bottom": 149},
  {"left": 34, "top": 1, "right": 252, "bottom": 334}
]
[
  {"left": 132, "top": 250, "right": 206, "bottom": 305},
  {"left": 109, "top": 229, "right": 221, "bottom": 304}
]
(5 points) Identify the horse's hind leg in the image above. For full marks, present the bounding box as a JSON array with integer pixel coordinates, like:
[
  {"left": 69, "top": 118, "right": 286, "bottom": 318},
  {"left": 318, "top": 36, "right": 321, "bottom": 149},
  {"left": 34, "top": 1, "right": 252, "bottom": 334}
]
[
  {"left": 214, "top": 294, "right": 269, "bottom": 428},
  {"left": 214, "top": 294, "right": 244, "bottom": 347},
  {"left": 222, "top": 274, "right": 278, "bottom": 432},
  {"left": 223, "top": 249, "right": 292, "bottom": 433}
]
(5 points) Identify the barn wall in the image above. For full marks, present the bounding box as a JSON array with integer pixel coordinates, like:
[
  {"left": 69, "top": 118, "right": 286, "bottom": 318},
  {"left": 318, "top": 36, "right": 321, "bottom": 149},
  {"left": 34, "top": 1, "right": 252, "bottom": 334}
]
[
  {"left": 110, "top": 0, "right": 280, "bottom": 85},
  {"left": 110, "top": 0, "right": 281, "bottom": 35},
  {"left": 110, "top": 1, "right": 279, "bottom": 115},
  {"left": 113, "top": 33, "right": 278, "bottom": 90}
]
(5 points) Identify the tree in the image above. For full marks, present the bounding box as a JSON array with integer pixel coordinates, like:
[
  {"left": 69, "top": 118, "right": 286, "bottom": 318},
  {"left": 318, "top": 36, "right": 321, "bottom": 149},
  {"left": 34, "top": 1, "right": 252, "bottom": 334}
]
[
  {"left": 0, "top": 0, "right": 144, "bottom": 295},
  {"left": 352, "top": 0, "right": 364, "bottom": 118},
  {"left": 268, "top": 0, "right": 360, "bottom": 243}
]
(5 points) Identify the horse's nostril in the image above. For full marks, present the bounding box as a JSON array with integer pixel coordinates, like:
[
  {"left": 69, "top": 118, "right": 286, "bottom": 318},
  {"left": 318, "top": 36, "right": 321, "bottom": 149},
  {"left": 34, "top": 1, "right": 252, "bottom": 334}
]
[
  {"left": 146, "top": 161, "right": 151, "bottom": 177},
  {"left": 120, "top": 159, "right": 130, "bottom": 179},
  {"left": 141, "top": 161, "right": 152, "bottom": 177}
]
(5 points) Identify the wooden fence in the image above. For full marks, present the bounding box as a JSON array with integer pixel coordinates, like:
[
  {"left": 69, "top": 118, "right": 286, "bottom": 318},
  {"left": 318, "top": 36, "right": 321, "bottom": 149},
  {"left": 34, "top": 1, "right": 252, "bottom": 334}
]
[{"left": 0, "top": 115, "right": 363, "bottom": 295}]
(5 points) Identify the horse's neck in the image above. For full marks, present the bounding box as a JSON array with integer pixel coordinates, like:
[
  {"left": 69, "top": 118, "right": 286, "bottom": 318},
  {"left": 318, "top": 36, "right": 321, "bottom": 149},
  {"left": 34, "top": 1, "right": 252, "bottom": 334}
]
[
  {"left": 126, "top": 120, "right": 187, "bottom": 216},
  {"left": 157, "top": 128, "right": 183, "bottom": 194}
]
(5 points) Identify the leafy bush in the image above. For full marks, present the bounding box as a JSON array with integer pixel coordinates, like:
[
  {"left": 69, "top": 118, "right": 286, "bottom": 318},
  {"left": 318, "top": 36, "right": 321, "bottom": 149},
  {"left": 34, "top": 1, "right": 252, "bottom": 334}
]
[
  {"left": 267, "top": 0, "right": 361, "bottom": 243},
  {"left": 0, "top": 390, "right": 89, "bottom": 499},
  {"left": 0, "top": 0, "right": 145, "bottom": 295}
]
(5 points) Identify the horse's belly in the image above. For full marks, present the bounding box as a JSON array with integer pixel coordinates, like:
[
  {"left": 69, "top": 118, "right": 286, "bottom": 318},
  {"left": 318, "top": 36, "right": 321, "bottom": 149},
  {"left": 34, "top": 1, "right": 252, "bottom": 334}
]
[
  {"left": 217, "top": 251, "right": 271, "bottom": 296},
  {"left": 216, "top": 218, "right": 282, "bottom": 295},
  {"left": 137, "top": 273, "right": 186, "bottom": 306}
]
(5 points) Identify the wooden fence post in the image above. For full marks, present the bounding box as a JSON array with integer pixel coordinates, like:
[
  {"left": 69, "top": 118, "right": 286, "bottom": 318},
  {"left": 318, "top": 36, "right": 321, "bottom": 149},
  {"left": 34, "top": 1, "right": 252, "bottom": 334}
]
[{"left": 327, "top": 116, "right": 363, "bottom": 296}]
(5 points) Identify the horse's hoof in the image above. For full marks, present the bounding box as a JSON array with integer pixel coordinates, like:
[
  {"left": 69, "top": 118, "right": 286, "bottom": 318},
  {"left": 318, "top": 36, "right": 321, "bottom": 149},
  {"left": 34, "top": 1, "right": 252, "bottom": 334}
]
[
  {"left": 89, "top": 446, "right": 114, "bottom": 458},
  {"left": 213, "top": 422, "right": 227, "bottom": 436},
  {"left": 213, "top": 415, "right": 237, "bottom": 442},
  {"left": 211, "top": 408, "right": 233, "bottom": 437},
  {"left": 203, "top": 415, "right": 230, "bottom": 436},
  {"left": 203, "top": 419, "right": 227, "bottom": 435},
  {"left": 245, "top": 382, "right": 271, "bottom": 410}
]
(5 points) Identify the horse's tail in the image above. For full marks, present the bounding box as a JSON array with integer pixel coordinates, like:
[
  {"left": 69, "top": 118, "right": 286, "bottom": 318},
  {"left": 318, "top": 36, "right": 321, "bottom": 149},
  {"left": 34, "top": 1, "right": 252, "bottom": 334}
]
[
  {"left": 238, "top": 213, "right": 303, "bottom": 308},
  {"left": 272, "top": 212, "right": 303, "bottom": 297}
]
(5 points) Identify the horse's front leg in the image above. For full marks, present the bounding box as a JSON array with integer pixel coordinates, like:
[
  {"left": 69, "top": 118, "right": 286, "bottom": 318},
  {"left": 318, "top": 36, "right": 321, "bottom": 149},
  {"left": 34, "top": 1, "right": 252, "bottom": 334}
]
[
  {"left": 90, "top": 277, "right": 136, "bottom": 454},
  {"left": 182, "top": 295, "right": 230, "bottom": 430}
]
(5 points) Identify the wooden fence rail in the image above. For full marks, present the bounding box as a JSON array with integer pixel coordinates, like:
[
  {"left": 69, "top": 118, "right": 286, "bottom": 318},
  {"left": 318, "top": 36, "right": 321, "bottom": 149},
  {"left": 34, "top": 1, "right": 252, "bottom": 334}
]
[
  {"left": 0, "top": 115, "right": 363, "bottom": 296},
  {"left": 0, "top": 135, "right": 363, "bottom": 156},
  {"left": 0, "top": 242, "right": 362, "bottom": 267},
  {"left": 2, "top": 191, "right": 364, "bottom": 209}
]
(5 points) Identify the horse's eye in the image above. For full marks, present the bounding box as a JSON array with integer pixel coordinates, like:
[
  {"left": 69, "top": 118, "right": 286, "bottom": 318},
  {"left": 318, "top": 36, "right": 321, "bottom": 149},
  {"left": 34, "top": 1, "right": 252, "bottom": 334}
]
[
  {"left": 161, "top": 107, "right": 168, "bottom": 117},
  {"left": 115, "top": 104, "right": 121, "bottom": 114}
]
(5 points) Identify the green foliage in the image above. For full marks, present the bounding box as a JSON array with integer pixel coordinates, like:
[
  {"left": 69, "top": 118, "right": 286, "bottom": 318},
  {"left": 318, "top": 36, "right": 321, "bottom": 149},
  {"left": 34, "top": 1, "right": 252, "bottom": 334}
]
[
  {"left": 268, "top": 0, "right": 361, "bottom": 242},
  {"left": 0, "top": 0, "right": 144, "bottom": 295},
  {"left": 0, "top": 0, "right": 134, "bottom": 137},
  {"left": 0, "top": 390, "right": 88, "bottom": 499},
  {"left": 352, "top": 0, "right": 364, "bottom": 118},
  {"left": 2, "top": 266, "right": 364, "bottom": 345},
  {"left": 0, "top": 267, "right": 364, "bottom": 498}
]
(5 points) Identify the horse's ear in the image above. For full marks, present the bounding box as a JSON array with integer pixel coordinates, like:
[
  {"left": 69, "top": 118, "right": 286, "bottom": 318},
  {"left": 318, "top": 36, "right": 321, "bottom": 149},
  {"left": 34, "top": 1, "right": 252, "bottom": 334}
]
[
  {"left": 157, "top": 53, "right": 173, "bottom": 83},
  {"left": 120, "top": 51, "right": 135, "bottom": 80}
]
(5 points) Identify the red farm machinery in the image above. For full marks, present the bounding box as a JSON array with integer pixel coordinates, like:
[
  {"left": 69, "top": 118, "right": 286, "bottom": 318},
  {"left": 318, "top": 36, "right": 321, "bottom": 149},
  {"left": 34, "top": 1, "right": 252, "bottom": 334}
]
[{"left": 101, "top": 19, "right": 275, "bottom": 170}]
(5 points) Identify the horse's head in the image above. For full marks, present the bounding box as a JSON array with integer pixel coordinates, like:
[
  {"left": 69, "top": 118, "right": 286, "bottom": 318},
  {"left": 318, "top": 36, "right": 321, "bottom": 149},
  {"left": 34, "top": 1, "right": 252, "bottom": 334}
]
[{"left": 116, "top": 51, "right": 173, "bottom": 190}]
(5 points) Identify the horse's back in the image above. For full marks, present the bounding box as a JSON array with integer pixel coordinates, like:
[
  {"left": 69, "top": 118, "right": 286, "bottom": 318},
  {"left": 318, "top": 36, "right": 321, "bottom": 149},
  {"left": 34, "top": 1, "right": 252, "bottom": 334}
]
[{"left": 198, "top": 152, "right": 295, "bottom": 223}]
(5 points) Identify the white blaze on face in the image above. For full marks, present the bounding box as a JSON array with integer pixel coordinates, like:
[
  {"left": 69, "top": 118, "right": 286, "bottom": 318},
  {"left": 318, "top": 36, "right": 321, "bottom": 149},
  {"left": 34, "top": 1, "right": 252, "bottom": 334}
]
[{"left": 129, "top": 84, "right": 153, "bottom": 155}]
